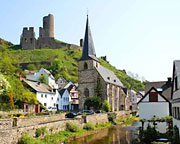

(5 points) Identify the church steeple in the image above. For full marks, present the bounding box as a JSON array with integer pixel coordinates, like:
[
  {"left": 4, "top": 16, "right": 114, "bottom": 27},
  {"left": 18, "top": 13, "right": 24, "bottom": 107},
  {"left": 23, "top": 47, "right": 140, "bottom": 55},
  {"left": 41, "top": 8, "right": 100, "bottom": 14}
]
[{"left": 80, "top": 15, "right": 99, "bottom": 62}]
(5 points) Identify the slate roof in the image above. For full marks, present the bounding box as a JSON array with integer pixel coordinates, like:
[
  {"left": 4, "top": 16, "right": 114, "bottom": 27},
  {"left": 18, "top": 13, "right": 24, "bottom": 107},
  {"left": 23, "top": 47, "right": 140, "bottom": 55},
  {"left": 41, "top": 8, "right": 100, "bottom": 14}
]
[
  {"left": 138, "top": 87, "right": 170, "bottom": 104},
  {"left": 59, "top": 89, "right": 66, "bottom": 98},
  {"left": 24, "top": 79, "right": 53, "bottom": 93},
  {"left": 95, "top": 65, "right": 123, "bottom": 87},
  {"left": 41, "top": 68, "right": 55, "bottom": 80},
  {"left": 80, "top": 16, "right": 99, "bottom": 62},
  {"left": 145, "top": 79, "right": 172, "bottom": 100}
]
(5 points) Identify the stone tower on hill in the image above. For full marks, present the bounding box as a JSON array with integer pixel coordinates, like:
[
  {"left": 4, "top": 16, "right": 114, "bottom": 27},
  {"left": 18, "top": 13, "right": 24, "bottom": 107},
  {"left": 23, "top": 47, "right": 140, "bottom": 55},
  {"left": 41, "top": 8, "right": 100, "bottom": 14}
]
[
  {"left": 20, "top": 27, "right": 36, "bottom": 49},
  {"left": 39, "top": 14, "right": 54, "bottom": 38},
  {"left": 20, "top": 14, "right": 67, "bottom": 49},
  {"left": 78, "top": 16, "right": 125, "bottom": 111}
]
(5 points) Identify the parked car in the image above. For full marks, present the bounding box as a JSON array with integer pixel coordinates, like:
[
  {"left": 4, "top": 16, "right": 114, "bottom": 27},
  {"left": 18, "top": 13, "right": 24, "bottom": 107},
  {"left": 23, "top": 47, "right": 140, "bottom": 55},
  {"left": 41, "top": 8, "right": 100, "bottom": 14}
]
[
  {"left": 47, "top": 107, "right": 57, "bottom": 111},
  {"left": 95, "top": 110, "right": 102, "bottom": 114},
  {"left": 65, "top": 112, "right": 77, "bottom": 118},
  {"left": 77, "top": 110, "right": 95, "bottom": 115},
  {"left": 12, "top": 114, "right": 25, "bottom": 119}
]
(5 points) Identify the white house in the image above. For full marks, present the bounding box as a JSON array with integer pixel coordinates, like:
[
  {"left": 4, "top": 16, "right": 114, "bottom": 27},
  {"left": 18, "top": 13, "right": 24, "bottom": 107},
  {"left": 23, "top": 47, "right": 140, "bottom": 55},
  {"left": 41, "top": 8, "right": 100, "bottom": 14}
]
[
  {"left": 23, "top": 79, "right": 60, "bottom": 110},
  {"left": 171, "top": 60, "right": 180, "bottom": 134},
  {"left": 26, "top": 68, "right": 58, "bottom": 89},
  {"left": 59, "top": 89, "right": 71, "bottom": 111},
  {"left": 138, "top": 87, "right": 171, "bottom": 133}
]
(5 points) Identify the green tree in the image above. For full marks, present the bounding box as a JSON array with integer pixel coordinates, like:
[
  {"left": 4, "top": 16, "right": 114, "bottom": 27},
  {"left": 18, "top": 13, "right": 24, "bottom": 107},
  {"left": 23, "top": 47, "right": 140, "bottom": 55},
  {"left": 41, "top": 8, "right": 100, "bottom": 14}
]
[
  {"left": 39, "top": 75, "right": 47, "bottom": 84},
  {"left": 21, "top": 92, "right": 38, "bottom": 104},
  {"left": 27, "top": 64, "right": 36, "bottom": 71},
  {"left": 102, "top": 100, "right": 111, "bottom": 112},
  {"left": 84, "top": 96, "right": 102, "bottom": 110},
  {"left": 173, "top": 125, "right": 180, "bottom": 144}
]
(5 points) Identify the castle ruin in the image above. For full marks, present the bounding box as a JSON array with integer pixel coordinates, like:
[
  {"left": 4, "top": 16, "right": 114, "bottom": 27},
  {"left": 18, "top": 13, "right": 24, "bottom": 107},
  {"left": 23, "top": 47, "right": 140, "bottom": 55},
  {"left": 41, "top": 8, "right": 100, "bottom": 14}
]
[{"left": 20, "top": 14, "right": 67, "bottom": 49}]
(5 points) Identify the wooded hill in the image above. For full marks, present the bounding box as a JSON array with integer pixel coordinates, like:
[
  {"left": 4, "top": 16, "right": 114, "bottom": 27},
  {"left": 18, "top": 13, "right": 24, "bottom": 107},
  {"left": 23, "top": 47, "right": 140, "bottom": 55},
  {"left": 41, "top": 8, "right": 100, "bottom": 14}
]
[{"left": 0, "top": 38, "right": 145, "bottom": 110}]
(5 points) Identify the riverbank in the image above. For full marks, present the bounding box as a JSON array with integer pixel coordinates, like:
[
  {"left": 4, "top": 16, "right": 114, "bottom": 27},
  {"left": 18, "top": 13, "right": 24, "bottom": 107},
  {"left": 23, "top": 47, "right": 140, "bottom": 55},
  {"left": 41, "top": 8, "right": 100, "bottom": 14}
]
[
  {"left": 18, "top": 122, "right": 113, "bottom": 144},
  {"left": 18, "top": 116, "right": 138, "bottom": 144}
]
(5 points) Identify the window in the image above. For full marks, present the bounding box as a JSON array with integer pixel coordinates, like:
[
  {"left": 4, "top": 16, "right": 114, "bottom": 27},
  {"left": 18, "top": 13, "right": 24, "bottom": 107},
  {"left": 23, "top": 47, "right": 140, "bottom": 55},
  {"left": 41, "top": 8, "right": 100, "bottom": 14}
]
[
  {"left": 41, "top": 94, "right": 43, "bottom": 98},
  {"left": 107, "top": 77, "right": 110, "bottom": 80},
  {"left": 45, "top": 94, "right": 47, "bottom": 98},
  {"left": 51, "top": 97, "right": 53, "bottom": 100},
  {"left": 54, "top": 103, "right": 56, "bottom": 107},
  {"left": 114, "top": 80, "right": 116, "bottom": 82},
  {"left": 84, "top": 62, "right": 88, "bottom": 69},
  {"left": 44, "top": 103, "right": 47, "bottom": 106},
  {"left": 57, "top": 98, "right": 59, "bottom": 101},
  {"left": 84, "top": 88, "right": 89, "bottom": 97},
  {"left": 149, "top": 92, "right": 158, "bottom": 102},
  {"left": 96, "top": 63, "right": 98, "bottom": 67}
]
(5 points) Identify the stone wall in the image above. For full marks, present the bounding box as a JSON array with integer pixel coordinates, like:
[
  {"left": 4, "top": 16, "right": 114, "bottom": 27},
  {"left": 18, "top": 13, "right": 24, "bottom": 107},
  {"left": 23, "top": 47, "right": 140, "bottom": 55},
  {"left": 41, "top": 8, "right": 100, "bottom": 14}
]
[
  {"left": 17, "top": 113, "right": 65, "bottom": 127},
  {"left": 85, "top": 113, "right": 108, "bottom": 124},
  {"left": 0, "top": 118, "right": 83, "bottom": 144},
  {"left": 0, "top": 112, "right": 127, "bottom": 144}
]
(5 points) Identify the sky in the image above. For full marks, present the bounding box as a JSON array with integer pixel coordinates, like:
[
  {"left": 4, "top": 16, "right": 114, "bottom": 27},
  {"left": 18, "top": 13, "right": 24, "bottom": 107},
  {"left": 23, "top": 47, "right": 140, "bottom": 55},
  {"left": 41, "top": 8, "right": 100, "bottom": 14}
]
[{"left": 1, "top": 0, "right": 180, "bottom": 82}]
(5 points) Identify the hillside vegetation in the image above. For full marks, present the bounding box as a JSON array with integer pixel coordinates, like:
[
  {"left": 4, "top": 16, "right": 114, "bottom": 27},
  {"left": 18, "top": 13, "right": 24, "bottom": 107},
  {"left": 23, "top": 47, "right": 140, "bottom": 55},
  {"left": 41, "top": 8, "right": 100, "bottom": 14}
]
[{"left": 0, "top": 38, "right": 144, "bottom": 110}]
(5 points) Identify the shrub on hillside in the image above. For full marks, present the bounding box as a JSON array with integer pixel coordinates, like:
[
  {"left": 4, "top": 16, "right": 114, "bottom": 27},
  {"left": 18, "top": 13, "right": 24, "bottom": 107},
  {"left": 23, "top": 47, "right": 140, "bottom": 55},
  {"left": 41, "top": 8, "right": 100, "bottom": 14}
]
[
  {"left": 66, "top": 122, "right": 79, "bottom": 132},
  {"left": 108, "top": 112, "right": 117, "bottom": 124},
  {"left": 102, "top": 100, "right": 111, "bottom": 112},
  {"left": 83, "top": 123, "right": 95, "bottom": 130},
  {"left": 35, "top": 127, "right": 47, "bottom": 137}
]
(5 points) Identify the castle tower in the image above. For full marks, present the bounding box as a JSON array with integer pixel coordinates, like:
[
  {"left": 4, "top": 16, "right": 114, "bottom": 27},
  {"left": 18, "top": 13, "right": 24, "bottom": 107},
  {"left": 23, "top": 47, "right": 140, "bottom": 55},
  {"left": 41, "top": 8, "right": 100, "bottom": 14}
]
[
  {"left": 39, "top": 14, "right": 54, "bottom": 38},
  {"left": 78, "top": 16, "right": 100, "bottom": 110},
  {"left": 20, "top": 27, "right": 36, "bottom": 49}
]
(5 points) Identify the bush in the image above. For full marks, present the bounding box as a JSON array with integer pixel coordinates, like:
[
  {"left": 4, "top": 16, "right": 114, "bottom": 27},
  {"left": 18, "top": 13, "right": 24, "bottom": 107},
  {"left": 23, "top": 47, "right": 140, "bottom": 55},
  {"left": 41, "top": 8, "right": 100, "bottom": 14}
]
[
  {"left": 35, "top": 127, "right": 47, "bottom": 137},
  {"left": 18, "top": 133, "right": 41, "bottom": 144},
  {"left": 102, "top": 100, "right": 111, "bottom": 112},
  {"left": 172, "top": 125, "right": 180, "bottom": 144},
  {"left": 84, "top": 96, "right": 102, "bottom": 110},
  {"left": 83, "top": 123, "right": 95, "bottom": 130},
  {"left": 108, "top": 112, "right": 117, "bottom": 124},
  {"left": 66, "top": 122, "right": 79, "bottom": 132}
]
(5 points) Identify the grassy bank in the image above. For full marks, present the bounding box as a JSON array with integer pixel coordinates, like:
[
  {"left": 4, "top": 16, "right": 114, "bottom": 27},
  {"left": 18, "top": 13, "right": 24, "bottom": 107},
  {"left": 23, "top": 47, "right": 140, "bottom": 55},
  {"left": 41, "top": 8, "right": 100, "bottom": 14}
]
[
  {"left": 18, "top": 122, "right": 112, "bottom": 144},
  {"left": 117, "top": 116, "right": 139, "bottom": 126}
]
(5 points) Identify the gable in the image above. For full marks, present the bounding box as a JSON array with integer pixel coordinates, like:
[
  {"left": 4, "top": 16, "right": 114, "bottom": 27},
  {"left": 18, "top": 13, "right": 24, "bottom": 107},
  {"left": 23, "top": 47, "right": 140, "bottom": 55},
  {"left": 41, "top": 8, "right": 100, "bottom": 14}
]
[{"left": 138, "top": 87, "right": 170, "bottom": 104}]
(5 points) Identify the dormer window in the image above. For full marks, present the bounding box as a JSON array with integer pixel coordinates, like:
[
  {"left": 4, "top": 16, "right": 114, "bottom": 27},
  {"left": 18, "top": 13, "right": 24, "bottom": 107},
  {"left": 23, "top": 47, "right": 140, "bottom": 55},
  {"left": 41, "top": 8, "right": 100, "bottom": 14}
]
[{"left": 84, "top": 62, "right": 88, "bottom": 70}]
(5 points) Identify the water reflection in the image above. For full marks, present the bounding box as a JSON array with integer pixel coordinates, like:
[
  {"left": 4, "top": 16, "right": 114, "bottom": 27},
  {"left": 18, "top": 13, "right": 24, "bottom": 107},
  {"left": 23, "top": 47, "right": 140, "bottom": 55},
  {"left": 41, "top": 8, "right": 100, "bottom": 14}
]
[{"left": 68, "top": 125, "right": 138, "bottom": 144}]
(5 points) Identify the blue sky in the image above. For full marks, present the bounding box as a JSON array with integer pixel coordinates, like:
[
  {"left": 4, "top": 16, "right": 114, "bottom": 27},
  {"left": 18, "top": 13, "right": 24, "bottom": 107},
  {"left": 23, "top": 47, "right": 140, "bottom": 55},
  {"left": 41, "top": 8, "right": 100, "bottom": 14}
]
[{"left": 1, "top": 0, "right": 180, "bottom": 81}]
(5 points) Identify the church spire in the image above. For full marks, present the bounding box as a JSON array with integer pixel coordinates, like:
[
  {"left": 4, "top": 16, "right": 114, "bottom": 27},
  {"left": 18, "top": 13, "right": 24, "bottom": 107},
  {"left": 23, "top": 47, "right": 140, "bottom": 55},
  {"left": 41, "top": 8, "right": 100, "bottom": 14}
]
[{"left": 80, "top": 15, "right": 99, "bottom": 62}]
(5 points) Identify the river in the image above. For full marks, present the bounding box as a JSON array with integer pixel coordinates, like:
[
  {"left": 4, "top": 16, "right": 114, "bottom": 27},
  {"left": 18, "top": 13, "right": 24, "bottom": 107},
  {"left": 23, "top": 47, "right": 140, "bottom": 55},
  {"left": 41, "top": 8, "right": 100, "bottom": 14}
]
[{"left": 68, "top": 124, "right": 139, "bottom": 144}]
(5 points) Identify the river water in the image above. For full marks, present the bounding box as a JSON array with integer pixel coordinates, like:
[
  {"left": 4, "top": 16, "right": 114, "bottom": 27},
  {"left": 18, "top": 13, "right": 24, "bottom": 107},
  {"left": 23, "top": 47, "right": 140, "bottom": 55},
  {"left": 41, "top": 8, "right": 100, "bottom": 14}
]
[{"left": 68, "top": 124, "right": 139, "bottom": 144}]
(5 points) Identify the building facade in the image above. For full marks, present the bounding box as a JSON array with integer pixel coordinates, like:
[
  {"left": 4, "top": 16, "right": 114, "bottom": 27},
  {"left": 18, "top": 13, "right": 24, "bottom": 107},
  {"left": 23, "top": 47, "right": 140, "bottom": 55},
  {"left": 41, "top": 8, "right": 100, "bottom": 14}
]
[{"left": 78, "top": 16, "right": 124, "bottom": 112}]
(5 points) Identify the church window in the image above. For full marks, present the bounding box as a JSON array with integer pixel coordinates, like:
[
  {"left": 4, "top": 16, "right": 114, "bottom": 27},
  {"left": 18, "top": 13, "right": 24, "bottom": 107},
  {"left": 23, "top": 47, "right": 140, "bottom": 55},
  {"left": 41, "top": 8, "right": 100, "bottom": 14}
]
[
  {"left": 84, "top": 62, "right": 88, "bottom": 69},
  {"left": 84, "top": 88, "right": 89, "bottom": 97},
  {"left": 149, "top": 92, "right": 158, "bottom": 102}
]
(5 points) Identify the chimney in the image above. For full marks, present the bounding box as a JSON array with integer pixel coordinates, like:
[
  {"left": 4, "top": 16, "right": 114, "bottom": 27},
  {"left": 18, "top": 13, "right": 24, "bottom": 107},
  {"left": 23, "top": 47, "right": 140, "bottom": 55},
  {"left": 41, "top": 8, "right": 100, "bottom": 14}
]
[
  {"left": 80, "top": 39, "right": 83, "bottom": 47},
  {"left": 167, "top": 77, "right": 171, "bottom": 84}
]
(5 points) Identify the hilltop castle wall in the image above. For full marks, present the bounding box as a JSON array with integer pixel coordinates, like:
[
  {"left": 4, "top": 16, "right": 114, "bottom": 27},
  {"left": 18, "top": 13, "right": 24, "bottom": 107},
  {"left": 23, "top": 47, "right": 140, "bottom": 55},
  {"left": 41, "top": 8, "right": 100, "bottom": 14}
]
[{"left": 20, "top": 14, "right": 67, "bottom": 50}]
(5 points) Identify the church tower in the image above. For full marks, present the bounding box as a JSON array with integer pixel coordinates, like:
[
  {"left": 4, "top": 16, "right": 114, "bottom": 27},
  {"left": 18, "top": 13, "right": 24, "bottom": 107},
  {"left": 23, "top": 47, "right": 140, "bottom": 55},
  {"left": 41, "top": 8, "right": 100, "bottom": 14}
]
[{"left": 78, "top": 16, "right": 100, "bottom": 110}]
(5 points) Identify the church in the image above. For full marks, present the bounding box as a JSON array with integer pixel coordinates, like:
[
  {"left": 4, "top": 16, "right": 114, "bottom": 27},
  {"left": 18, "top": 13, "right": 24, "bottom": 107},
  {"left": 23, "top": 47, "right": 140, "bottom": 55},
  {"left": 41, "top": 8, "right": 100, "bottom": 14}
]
[{"left": 78, "top": 16, "right": 125, "bottom": 112}]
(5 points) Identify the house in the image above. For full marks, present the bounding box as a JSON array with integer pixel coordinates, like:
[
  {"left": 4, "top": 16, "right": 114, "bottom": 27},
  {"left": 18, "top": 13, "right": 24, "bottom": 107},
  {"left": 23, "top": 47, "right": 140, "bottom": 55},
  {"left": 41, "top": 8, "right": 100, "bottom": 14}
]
[
  {"left": 128, "top": 90, "right": 143, "bottom": 111},
  {"left": 145, "top": 78, "right": 172, "bottom": 100},
  {"left": 78, "top": 15, "right": 125, "bottom": 111},
  {"left": 23, "top": 79, "right": 60, "bottom": 110},
  {"left": 138, "top": 87, "right": 171, "bottom": 133},
  {"left": 26, "top": 68, "right": 58, "bottom": 89},
  {"left": 171, "top": 60, "right": 180, "bottom": 134},
  {"left": 56, "top": 77, "right": 67, "bottom": 89},
  {"left": 58, "top": 82, "right": 79, "bottom": 111}
]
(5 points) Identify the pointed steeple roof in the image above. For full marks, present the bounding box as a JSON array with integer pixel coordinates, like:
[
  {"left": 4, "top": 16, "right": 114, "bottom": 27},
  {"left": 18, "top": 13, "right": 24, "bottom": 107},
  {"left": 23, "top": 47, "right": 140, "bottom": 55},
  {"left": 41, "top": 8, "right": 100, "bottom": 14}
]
[{"left": 80, "top": 15, "right": 99, "bottom": 62}]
